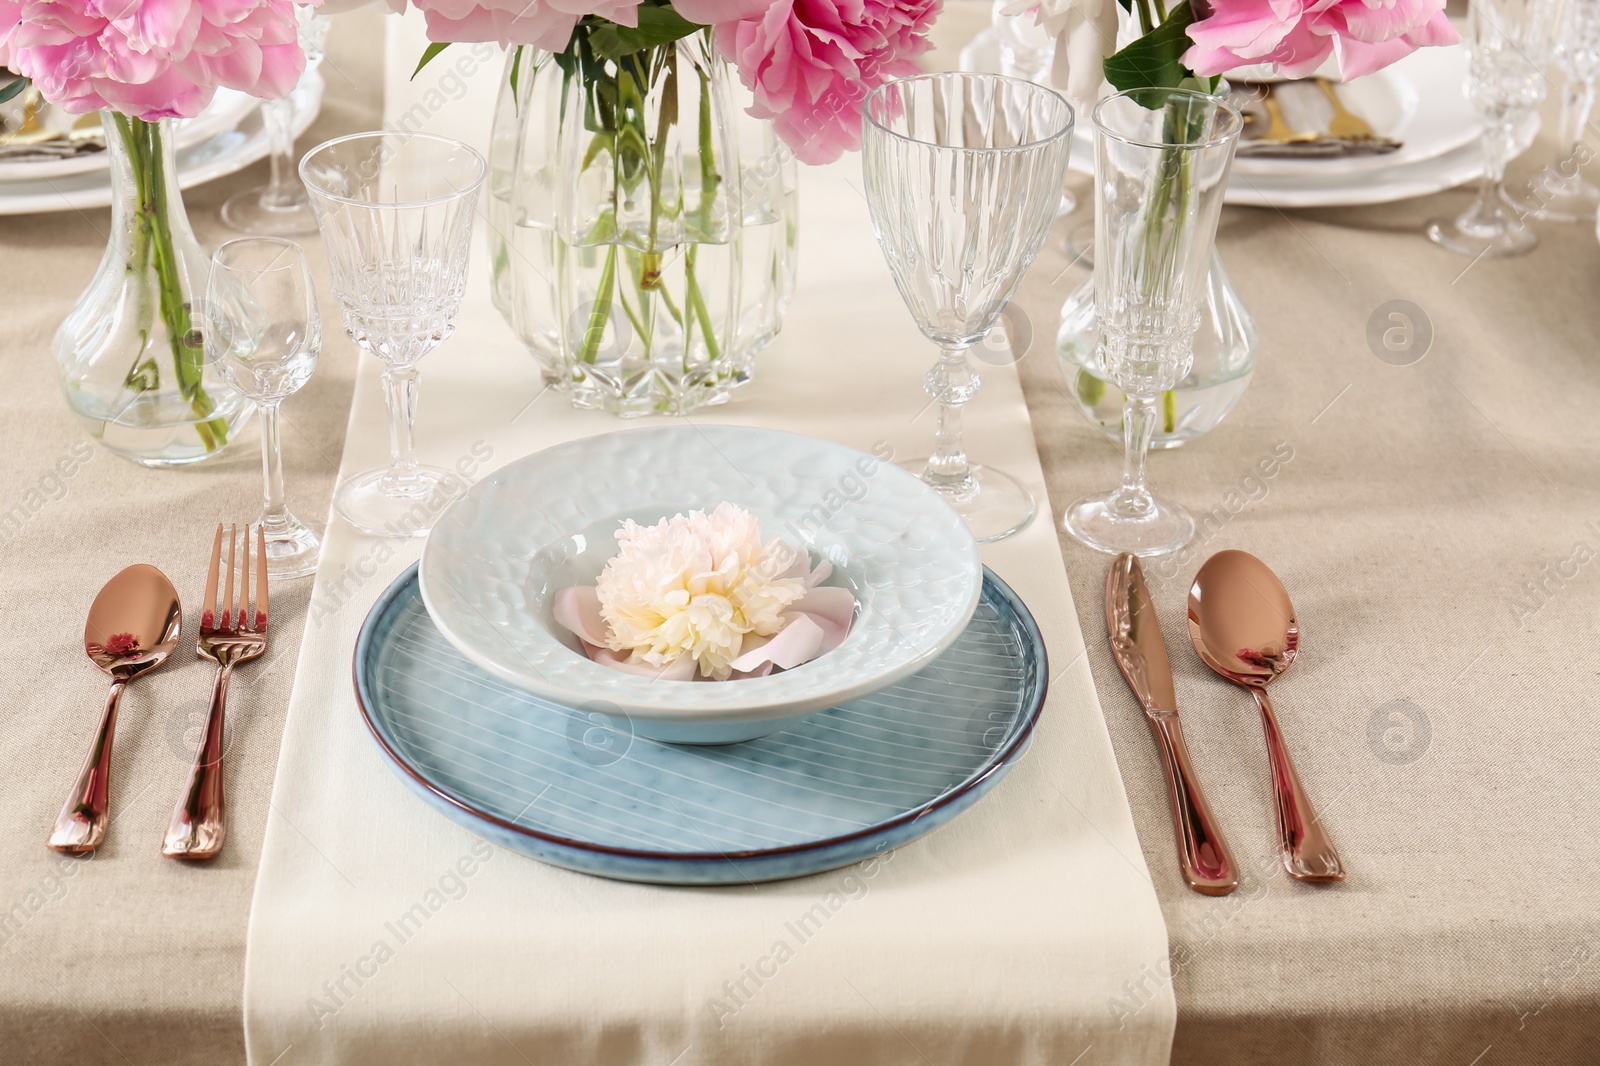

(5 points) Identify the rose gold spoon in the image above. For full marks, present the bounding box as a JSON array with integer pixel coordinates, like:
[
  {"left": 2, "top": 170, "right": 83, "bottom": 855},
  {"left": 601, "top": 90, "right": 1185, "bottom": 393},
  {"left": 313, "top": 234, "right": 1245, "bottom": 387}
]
[
  {"left": 48, "top": 565, "right": 182, "bottom": 853},
  {"left": 1186, "top": 550, "right": 1344, "bottom": 883}
]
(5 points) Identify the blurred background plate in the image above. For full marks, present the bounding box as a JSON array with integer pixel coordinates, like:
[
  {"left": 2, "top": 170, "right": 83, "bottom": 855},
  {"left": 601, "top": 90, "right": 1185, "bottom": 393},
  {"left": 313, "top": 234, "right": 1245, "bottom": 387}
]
[
  {"left": 0, "top": 87, "right": 262, "bottom": 182},
  {"left": 0, "top": 71, "right": 319, "bottom": 216},
  {"left": 958, "top": 31, "right": 1508, "bottom": 207}
]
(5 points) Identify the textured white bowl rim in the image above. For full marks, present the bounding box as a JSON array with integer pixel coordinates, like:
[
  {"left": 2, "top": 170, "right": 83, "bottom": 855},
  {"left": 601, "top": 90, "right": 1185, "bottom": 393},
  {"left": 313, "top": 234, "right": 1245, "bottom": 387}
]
[{"left": 418, "top": 426, "right": 983, "bottom": 721}]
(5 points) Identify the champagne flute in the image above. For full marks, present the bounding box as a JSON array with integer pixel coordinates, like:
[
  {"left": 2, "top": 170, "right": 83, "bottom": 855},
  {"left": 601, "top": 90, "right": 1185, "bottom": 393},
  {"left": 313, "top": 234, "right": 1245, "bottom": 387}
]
[
  {"left": 204, "top": 237, "right": 323, "bottom": 576},
  {"left": 861, "top": 72, "right": 1074, "bottom": 543},
  {"left": 221, "top": 9, "right": 330, "bottom": 237},
  {"left": 1426, "top": 0, "right": 1564, "bottom": 256},
  {"left": 1517, "top": 0, "right": 1600, "bottom": 221},
  {"left": 1063, "top": 88, "right": 1243, "bottom": 557}
]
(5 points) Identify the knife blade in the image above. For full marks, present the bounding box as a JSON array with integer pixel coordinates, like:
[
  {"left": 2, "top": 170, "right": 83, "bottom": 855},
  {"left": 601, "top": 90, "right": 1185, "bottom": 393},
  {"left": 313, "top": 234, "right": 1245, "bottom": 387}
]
[{"left": 1106, "top": 553, "right": 1238, "bottom": 896}]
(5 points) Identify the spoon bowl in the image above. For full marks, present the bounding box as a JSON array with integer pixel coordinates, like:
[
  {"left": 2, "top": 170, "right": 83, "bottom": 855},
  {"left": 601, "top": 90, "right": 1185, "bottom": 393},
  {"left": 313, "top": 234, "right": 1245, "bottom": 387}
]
[
  {"left": 1188, "top": 550, "right": 1344, "bottom": 883},
  {"left": 48, "top": 565, "right": 182, "bottom": 853}
]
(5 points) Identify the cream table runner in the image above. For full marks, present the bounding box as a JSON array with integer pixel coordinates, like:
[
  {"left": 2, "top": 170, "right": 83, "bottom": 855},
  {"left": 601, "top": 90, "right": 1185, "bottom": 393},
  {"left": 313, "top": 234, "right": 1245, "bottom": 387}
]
[{"left": 242, "top": 10, "right": 1173, "bottom": 1065}]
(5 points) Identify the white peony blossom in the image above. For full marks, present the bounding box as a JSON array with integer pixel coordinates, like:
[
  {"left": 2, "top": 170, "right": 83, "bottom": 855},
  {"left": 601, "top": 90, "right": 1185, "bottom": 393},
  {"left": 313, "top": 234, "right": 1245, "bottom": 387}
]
[
  {"left": 1002, "top": 0, "right": 1120, "bottom": 112},
  {"left": 595, "top": 503, "right": 809, "bottom": 681}
]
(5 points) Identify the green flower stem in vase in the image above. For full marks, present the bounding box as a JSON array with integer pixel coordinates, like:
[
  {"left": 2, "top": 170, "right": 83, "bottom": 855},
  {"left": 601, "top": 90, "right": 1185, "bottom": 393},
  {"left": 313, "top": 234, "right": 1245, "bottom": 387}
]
[
  {"left": 55, "top": 114, "right": 248, "bottom": 466},
  {"left": 489, "top": 25, "right": 797, "bottom": 416}
]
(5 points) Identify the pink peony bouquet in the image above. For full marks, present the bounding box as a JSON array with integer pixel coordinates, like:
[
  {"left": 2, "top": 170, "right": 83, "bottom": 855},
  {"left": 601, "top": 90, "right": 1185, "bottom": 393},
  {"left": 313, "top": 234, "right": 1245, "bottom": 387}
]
[
  {"left": 399, "top": 0, "right": 943, "bottom": 164},
  {"left": 0, "top": 0, "right": 316, "bottom": 120},
  {"left": 1012, "top": 0, "right": 1458, "bottom": 101}
]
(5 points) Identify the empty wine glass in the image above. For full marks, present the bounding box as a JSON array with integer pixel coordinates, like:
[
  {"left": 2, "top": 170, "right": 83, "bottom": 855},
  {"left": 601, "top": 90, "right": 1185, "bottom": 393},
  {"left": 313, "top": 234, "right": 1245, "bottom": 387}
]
[
  {"left": 1063, "top": 88, "right": 1243, "bottom": 557},
  {"left": 1516, "top": 0, "right": 1600, "bottom": 221},
  {"left": 299, "top": 131, "right": 486, "bottom": 538},
  {"left": 204, "top": 237, "right": 323, "bottom": 577},
  {"left": 221, "top": 8, "right": 329, "bottom": 236},
  {"left": 1426, "top": 0, "right": 1564, "bottom": 256},
  {"left": 862, "top": 72, "right": 1074, "bottom": 543}
]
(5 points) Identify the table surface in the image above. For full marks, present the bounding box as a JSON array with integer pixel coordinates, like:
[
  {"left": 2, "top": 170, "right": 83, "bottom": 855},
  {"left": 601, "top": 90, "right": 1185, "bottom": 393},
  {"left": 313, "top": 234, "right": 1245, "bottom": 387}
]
[{"left": 3, "top": 5, "right": 1599, "bottom": 1064}]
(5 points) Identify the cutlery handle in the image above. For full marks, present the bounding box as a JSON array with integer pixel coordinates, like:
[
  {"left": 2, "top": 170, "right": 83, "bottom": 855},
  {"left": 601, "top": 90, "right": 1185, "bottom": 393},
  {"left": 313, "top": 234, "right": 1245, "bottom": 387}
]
[
  {"left": 1253, "top": 688, "right": 1344, "bottom": 882},
  {"left": 1147, "top": 713, "right": 1238, "bottom": 896},
  {"left": 48, "top": 678, "right": 128, "bottom": 853},
  {"left": 162, "top": 661, "right": 232, "bottom": 860}
]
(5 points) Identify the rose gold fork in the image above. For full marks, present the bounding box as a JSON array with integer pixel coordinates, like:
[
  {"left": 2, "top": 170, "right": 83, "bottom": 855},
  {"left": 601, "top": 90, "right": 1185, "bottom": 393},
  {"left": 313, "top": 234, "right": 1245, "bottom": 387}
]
[{"left": 162, "top": 524, "right": 267, "bottom": 860}]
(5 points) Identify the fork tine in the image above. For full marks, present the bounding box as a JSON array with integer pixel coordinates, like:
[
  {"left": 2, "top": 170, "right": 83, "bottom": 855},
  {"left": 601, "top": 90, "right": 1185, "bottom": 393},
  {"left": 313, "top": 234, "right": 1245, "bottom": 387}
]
[
  {"left": 256, "top": 524, "right": 269, "bottom": 631},
  {"left": 202, "top": 524, "right": 223, "bottom": 630},
  {"left": 223, "top": 523, "right": 236, "bottom": 630},
  {"left": 240, "top": 523, "right": 252, "bottom": 633}
]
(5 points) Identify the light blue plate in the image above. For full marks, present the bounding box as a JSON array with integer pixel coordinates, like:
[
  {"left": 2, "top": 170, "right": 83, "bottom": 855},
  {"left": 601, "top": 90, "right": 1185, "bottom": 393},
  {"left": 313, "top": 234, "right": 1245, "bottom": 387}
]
[{"left": 355, "top": 564, "right": 1048, "bottom": 885}]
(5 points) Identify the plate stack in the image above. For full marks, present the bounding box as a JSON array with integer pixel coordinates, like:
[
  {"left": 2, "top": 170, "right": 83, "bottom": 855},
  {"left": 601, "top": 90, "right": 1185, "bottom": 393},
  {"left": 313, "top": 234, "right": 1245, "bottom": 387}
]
[
  {"left": 0, "top": 72, "right": 324, "bottom": 216},
  {"left": 353, "top": 426, "right": 1052, "bottom": 885},
  {"left": 962, "top": 37, "right": 1519, "bottom": 209}
]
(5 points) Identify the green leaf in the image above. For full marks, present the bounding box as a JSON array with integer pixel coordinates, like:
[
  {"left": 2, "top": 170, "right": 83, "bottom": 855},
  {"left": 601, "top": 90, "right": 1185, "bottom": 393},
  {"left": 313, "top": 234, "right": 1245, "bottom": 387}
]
[
  {"left": 1102, "top": 0, "right": 1199, "bottom": 93},
  {"left": 412, "top": 42, "right": 450, "bottom": 80},
  {"left": 0, "top": 78, "right": 28, "bottom": 105},
  {"left": 586, "top": 7, "right": 701, "bottom": 62},
  {"left": 508, "top": 45, "right": 524, "bottom": 107}
]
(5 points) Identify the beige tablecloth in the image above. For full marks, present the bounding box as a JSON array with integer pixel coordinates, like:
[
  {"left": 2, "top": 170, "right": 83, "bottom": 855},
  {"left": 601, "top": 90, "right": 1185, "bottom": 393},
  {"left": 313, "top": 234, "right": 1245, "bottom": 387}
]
[
  {"left": 0, "top": 16, "right": 379, "bottom": 1065},
  {"left": 3, "top": 4, "right": 1600, "bottom": 1064}
]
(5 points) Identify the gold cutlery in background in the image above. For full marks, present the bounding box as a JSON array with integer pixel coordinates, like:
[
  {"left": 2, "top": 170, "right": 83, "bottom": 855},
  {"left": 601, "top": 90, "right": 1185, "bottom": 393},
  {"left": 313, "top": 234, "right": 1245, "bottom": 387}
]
[{"left": 1316, "top": 78, "right": 1377, "bottom": 141}]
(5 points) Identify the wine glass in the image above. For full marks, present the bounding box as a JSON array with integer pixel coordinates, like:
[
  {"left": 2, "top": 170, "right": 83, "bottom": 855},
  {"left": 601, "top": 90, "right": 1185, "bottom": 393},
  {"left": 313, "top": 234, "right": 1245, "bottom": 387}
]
[
  {"left": 204, "top": 237, "right": 323, "bottom": 577},
  {"left": 221, "top": 9, "right": 330, "bottom": 236},
  {"left": 1517, "top": 0, "right": 1600, "bottom": 221},
  {"left": 299, "top": 132, "right": 487, "bottom": 538},
  {"left": 1063, "top": 88, "right": 1243, "bottom": 557},
  {"left": 861, "top": 72, "right": 1074, "bottom": 543},
  {"left": 1426, "top": 0, "right": 1564, "bottom": 256}
]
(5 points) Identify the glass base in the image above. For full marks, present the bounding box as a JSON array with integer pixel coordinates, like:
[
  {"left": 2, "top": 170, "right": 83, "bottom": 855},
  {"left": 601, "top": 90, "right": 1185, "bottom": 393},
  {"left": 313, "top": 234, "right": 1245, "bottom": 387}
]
[
  {"left": 335, "top": 465, "right": 464, "bottom": 538},
  {"left": 1425, "top": 204, "right": 1537, "bottom": 258},
  {"left": 258, "top": 511, "right": 322, "bottom": 579},
  {"left": 1512, "top": 179, "right": 1600, "bottom": 223},
  {"left": 1062, "top": 218, "right": 1095, "bottom": 268},
  {"left": 898, "top": 459, "right": 1035, "bottom": 544},
  {"left": 221, "top": 185, "right": 318, "bottom": 237},
  {"left": 1063, "top": 489, "right": 1195, "bottom": 557}
]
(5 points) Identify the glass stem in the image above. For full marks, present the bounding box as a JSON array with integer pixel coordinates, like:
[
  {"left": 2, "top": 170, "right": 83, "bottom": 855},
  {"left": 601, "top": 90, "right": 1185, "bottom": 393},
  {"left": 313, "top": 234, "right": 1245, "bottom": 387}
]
[
  {"left": 260, "top": 97, "right": 302, "bottom": 210},
  {"left": 1476, "top": 116, "right": 1517, "bottom": 218},
  {"left": 1116, "top": 394, "right": 1158, "bottom": 517},
  {"left": 383, "top": 364, "right": 423, "bottom": 487},
  {"left": 1554, "top": 78, "right": 1596, "bottom": 192},
  {"left": 258, "top": 401, "right": 291, "bottom": 534},
  {"left": 923, "top": 345, "right": 980, "bottom": 496}
]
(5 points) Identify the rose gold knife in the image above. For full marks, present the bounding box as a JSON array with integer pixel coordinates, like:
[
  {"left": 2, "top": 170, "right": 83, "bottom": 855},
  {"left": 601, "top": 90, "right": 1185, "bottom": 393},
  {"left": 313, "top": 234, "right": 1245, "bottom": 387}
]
[{"left": 1106, "top": 553, "right": 1238, "bottom": 896}]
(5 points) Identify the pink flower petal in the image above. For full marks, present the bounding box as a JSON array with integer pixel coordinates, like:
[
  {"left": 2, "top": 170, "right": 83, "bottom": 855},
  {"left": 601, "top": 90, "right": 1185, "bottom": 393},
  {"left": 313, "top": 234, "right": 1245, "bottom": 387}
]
[
  {"left": 553, "top": 586, "right": 611, "bottom": 647},
  {"left": 730, "top": 613, "right": 825, "bottom": 672}
]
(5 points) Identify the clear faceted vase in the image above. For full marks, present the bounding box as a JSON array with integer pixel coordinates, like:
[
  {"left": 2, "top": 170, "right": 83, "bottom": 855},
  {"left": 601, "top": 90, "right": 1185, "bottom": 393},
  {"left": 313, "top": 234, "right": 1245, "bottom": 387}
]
[
  {"left": 487, "top": 34, "right": 797, "bottom": 415},
  {"left": 55, "top": 115, "right": 249, "bottom": 465},
  {"left": 1057, "top": 248, "right": 1256, "bottom": 449}
]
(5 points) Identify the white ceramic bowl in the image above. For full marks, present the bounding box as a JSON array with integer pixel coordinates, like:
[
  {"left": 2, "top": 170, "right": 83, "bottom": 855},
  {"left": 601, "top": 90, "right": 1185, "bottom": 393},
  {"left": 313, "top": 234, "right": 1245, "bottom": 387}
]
[{"left": 419, "top": 426, "right": 982, "bottom": 744}]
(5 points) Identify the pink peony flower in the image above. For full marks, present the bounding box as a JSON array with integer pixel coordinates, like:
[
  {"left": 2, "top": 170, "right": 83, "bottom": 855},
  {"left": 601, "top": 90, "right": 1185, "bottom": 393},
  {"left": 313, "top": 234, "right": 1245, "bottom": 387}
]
[
  {"left": 405, "top": 0, "right": 648, "bottom": 51},
  {"left": 0, "top": 0, "right": 312, "bottom": 121},
  {"left": 713, "top": 0, "right": 944, "bottom": 165},
  {"left": 1184, "top": 0, "right": 1460, "bottom": 81}
]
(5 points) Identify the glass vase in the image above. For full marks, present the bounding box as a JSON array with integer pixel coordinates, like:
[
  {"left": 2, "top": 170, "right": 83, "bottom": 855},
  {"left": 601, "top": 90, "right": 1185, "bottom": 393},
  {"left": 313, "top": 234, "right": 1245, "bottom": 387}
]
[
  {"left": 1056, "top": 248, "right": 1255, "bottom": 448},
  {"left": 486, "top": 34, "right": 797, "bottom": 415},
  {"left": 55, "top": 115, "right": 249, "bottom": 465}
]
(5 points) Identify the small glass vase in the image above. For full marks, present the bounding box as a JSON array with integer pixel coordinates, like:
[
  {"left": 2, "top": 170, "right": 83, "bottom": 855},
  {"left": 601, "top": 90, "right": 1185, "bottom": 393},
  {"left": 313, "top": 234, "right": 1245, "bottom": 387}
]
[
  {"left": 486, "top": 34, "right": 797, "bottom": 415},
  {"left": 55, "top": 114, "right": 249, "bottom": 465},
  {"left": 1058, "top": 251, "right": 1256, "bottom": 450}
]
